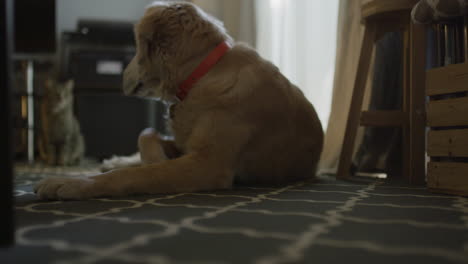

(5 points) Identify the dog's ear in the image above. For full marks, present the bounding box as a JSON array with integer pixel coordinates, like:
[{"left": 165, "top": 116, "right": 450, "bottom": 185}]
[
  {"left": 138, "top": 32, "right": 172, "bottom": 62},
  {"left": 172, "top": 3, "right": 227, "bottom": 39},
  {"left": 173, "top": 3, "right": 196, "bottom": 28},
  {"left": 136, "top": 3, "right": 200, "bottom": 60},
  {"left": 136, "top": 20, "right": 175, "bottom": 60}
]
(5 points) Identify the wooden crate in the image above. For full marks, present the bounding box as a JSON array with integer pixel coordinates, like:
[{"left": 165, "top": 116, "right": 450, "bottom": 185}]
[{"left": 426, "top": 62, "right": 468, "bottom": 196}]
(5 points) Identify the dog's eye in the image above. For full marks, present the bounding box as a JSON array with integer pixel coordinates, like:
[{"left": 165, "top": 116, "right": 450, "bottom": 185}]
[
  {"left": 133, "top": 81, "right": 144, "bottom": 94},
  {"left": 146, "top": 41, "right": 155, "bottom": 59}
]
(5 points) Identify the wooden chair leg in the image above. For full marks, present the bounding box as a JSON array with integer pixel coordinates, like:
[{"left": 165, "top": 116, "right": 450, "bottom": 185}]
[
  {"left": 401, "top": 20, "right": 426, "bottom": 185},
  {"left": 402, "top": 25, "right": 411, "bottom": 182},
  {"left": 408, "top": 22, "right": 426, "bottom": 184},
  {"left": 337, "top": 23, "right": 377, "bottom": 179}
]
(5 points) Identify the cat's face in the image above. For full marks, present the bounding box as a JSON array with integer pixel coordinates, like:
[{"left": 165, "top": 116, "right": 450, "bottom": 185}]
[{"left": 45, "top": 79, "right": 74, "bottom": 113}]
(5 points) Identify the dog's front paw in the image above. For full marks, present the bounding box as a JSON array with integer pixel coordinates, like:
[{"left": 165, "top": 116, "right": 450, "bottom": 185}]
[{"left": 34, "top": 176, "right": 95, "bottom": 200}]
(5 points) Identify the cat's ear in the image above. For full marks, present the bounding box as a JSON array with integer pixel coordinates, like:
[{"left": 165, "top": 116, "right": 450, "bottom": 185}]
[
  {"left": 45, "top": 78, "right": 53, "bottom": 89},
  {"left": 65, "top": 79, "right": 74, "bottom": 90}
]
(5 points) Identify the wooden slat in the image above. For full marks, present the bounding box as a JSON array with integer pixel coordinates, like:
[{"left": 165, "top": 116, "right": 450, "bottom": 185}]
[
  {"left": 408, "top": 21, "right": 427, "bottom": 185},
  {"left": 360, "top": 110, "right": 407, "bottom": 127},
  {"left": 428, "top": 129, "right": 468, "bottom": 157},
  {"left": 426, "top": 63, "right": 468, "bottom": 96},
  {"left": 427, "top": 162, "right": 468, "bottom": 196},
  {"left": 464, "top": 16, "right": 468, "bottom": 62},
  {"left": 402, "top": 24, "right": 411, "bottom": 183},
  {"left": 427, "top": 97, "right": 468, "bottom": 127},
  {"left": 361, "top": 0, "right": 418, "bottom": 21}
]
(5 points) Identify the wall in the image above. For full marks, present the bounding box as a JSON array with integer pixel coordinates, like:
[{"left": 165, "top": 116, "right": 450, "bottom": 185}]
[
  {"left": 57, "top": 0, "right": 256, "bottom": 45},
  {"left": 56, "top": 0, "right": 154, "bottom": 37}
]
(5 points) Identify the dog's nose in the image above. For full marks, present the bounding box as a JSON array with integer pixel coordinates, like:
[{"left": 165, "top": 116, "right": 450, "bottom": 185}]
[{"left": 123, "top": 79, "right": 143, "bottom": 96}]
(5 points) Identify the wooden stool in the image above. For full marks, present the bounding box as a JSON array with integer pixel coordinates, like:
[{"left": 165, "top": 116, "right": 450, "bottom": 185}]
[{"left": 337, "top": 0, "right": 426, "bottom": 184}]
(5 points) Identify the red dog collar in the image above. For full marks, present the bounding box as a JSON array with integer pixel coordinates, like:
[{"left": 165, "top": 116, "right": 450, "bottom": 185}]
[{"left": 176, "top": 41, "right": 231, "bottom": 100}]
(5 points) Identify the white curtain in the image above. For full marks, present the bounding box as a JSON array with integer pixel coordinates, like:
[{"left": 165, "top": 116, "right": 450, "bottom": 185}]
[{"left": 255, "top": 0, "right": 339, "bottom": 129}]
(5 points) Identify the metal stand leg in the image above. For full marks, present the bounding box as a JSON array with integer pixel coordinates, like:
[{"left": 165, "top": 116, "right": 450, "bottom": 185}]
[
  {"left": 147, "top": 99, "right": 157, "bottom": 129},
  {"left": 26, "top": 60, "right": 34, "bottom": 163}
]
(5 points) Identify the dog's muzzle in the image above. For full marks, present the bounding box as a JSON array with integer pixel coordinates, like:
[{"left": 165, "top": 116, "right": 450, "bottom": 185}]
[{"left": 133, "top": 81, "right": 144, "bottom": 95}]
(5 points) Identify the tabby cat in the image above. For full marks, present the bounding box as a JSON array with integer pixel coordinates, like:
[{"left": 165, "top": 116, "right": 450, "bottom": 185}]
[{"left": 39, "top": 79, "right": 85, "bottom": 166}]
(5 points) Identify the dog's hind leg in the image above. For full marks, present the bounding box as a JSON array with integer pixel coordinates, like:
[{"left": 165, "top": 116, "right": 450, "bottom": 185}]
[
  {"left": 101, "top": 128, "right": 182, "bottom": 172},
  {"left": 100, "top": 152, "right": 141, "bottom": 172},
  {"left": 138, "top": 128, "right": 181, "bottom": 164}
]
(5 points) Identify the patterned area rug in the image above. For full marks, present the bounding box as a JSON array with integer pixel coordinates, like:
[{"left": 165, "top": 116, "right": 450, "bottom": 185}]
[{"left": 1, "top": 163, "right": 468, "bottom": 264}]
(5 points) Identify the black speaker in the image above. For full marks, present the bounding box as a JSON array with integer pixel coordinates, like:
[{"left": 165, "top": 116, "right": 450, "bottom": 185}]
[
  {"left": 14, "top": 0, "right": 56, "bottom": 53},
  {"left": 74, "top": 93, "right": 162, "bottom": 160}
]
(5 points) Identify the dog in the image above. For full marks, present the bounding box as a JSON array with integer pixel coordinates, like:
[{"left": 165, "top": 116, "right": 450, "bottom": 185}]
[{"left": 34, "top": 1, "right": 324, "bottom": 200}]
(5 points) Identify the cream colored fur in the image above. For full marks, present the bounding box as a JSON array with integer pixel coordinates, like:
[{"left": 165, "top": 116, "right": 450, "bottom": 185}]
[{"left": 35, "top": 2, "right": 324, "bottom": 200}]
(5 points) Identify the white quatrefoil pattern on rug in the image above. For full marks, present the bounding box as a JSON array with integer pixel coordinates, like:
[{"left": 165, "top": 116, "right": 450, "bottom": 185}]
[{"left": 2, "top": 162, "right": 468, "bottom": 264}]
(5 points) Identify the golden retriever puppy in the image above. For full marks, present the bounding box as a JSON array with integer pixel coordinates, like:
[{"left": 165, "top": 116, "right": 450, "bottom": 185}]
[{"left": 34, "top": 1, "right": 324, "bottom": 200}]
